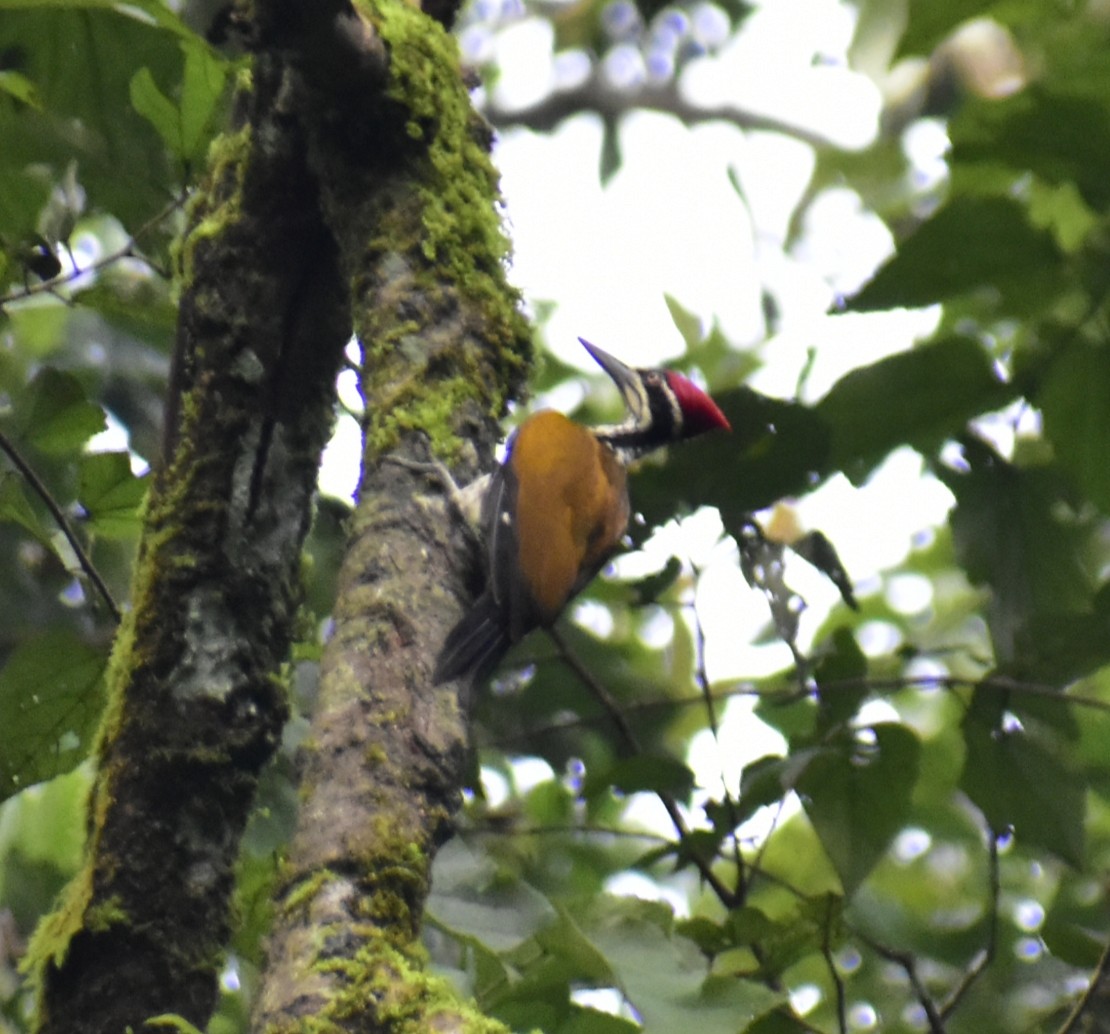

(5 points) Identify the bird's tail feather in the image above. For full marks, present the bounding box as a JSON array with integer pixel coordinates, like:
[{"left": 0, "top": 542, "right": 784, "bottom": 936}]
[{"left": 434, "top": 592, "right": 510, "bottom": 684}]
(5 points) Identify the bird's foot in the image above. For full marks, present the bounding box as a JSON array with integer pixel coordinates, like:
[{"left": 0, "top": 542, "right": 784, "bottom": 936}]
[{"left": 383, "top": 454, "right": 488, "bottom": 539}]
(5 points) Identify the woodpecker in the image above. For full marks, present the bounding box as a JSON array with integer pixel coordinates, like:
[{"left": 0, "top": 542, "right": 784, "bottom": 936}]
[{"left": 433, "top": 338, "right": 731, "bottom": 684}]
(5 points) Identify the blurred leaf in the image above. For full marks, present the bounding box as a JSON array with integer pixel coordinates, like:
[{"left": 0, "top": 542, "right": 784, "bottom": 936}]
[
  {"left": 745, "top": 1009, "right": 816, "bottom": 1034},
  {"left": 897, "top": 0, "right": 995, "bottom": 57},
  {"left": 584, "top": 754, "right": 695, "bottom": 799},
  {"left": 628, "top": 555, "right": 682, "bottom": 606},
  {"left": 0, "top": 765, "right": 90, "bottom": 927},
  {"left": 665, "top": 294, "right": 703, "bottom": 352},
  {"left": 1039, "top": 339, "right": 1110, "bottom": 514},
  {"left": 849, "top": 196, "right": 1065, "bottom": 313},
  {"left": 797, "top": 723, "right": 921, "bottom": 896},
  {"left": 746, "top": 894, "right": 843, "bottom": 980},
  {"left": 0, "top": 471, "right": 53, "bottom": 548},
  {"left": 960, "top": 690, "right": 1085, "bottom": 865},
  {"left": 0, "top": 168, "right": 52, "bottom": 241},
  {"left": 940, "top": 437, "right": 1094, "bottom": 670},
  {"left": 632, "top": 387, "right": 830, "bottom": 539},
  {"left": 131, "top": 40, "right": 228, "bottom": 166},
  {"left": 733, "top": 754, "right": 793, "bottom": 826},
  {"left": 0, "top": 67, "right": 40, "bottom": 106},
  {"left": 427, "top": 839, "right": 556, "bottom": 954},
  {"left": 815, "top": 335, "right": 1010, "bottom": 484},
  {"left": 1042, "top": 870, "right": 1109, "bottom": 968},
  {"left": 585, "top": 897, "right": 784, "bottom": 1033},
  {"left": 814, "top": 626, "right": 867, "bottom": 733},
  {"left": 79, "top": 451, "right": 147, "bottom": 538},
  {"left": 178, "top": 39, "right": 229, "bottom": 163},
  {"left": 790, "top": 530, "right": 857, "bottom": 609},
  {"left": 10, "top": 367, "right": 105, "bottom": 454},
  {"left": 600, "top": 118, "right": 621, "bottom": 185},
  {"left": 0, "top": 2, "right": 200, "bottom": 233},
  {"left": 952, "top": 86, "right": 1110, "bottom": 210},
  {"left": 0, "top": 629, "right": 107, "bottom": 799},
  {"left": 130, "top": 67, "right": 181, "bottom": 156}
]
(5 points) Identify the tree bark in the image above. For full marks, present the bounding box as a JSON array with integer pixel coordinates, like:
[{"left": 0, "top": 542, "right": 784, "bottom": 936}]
[
  {"left": 26, "top": 42, "right": 352, "bottom": 1034},
  {"left": 246, "top": 0, "right": 531, "bottom": 1031}
]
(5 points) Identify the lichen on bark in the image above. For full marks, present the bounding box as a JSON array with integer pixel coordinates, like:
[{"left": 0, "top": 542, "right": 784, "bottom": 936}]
[
  {"left": 24, "top": 52, "right": 352, "bottom": 1034},
  {"left": 250, "top": 0, "right": 530, "bottom": 1031}
]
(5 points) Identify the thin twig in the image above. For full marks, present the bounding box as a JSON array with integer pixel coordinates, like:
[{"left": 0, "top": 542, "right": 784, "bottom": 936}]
[
  {"left": 821, "top": 905, "right": 847, "bottom": 1034},
  {"left": 0, "top": 194, "right": 186, "bottom": 307},
  {"left": 853, "top": 930, "right": 946, "bottom": 1034},
  {"left": 940, "top": 831, "right": 1000, "bottom": 1020},
  {"left": 0, "top": 430, "right": 121, "bottom": 623},
  {"left": 549, "top": 625, "right": 739, "bottom": 909},
  {"left": 689, "top": 583, "right": 750, "bottom": 895},
  {"left": 1055, "top": 937, "right": 1110, "bottom": 1034},
  {"left": 484, "top": 670, "right": 1110, "bottom": 750}
]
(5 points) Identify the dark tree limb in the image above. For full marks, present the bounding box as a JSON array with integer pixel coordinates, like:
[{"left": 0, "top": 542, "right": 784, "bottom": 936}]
[{"left": 26, "top": 46, "right": 352, "bottom": 1034}]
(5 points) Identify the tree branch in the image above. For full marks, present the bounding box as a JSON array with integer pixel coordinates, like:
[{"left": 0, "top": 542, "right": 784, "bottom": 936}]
[
  {"left": 0, "top": 430, "right": 121, "bottom": 623},
  {"left": 483, "top": 65, "right": 842, "bottom": 149},
  {"left": 550, "top": 625, "right": 740, "bottom": 909},
  {"left": 26, "top": 53, "right": 351, "bottom": 1034},
  {"left": 0, "top": 195, "right": 184, "bottom": 308},
  {"left": 1056, "top": 938, "right": 1110, "bottom": 1034}
]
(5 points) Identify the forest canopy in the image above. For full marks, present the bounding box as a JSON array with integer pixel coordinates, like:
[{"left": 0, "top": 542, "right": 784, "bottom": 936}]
[{"left": 1, "top": 1, "right": 1110, "bottom": 1033}]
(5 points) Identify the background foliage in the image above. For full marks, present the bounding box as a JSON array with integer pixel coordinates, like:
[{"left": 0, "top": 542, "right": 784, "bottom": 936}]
[{"left": 2, "top": 0, "right": 1110, "bottom": 1032}]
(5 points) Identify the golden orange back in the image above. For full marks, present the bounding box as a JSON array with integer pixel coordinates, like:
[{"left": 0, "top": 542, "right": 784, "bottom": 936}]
[{"left": 506, "top": 411, "right": 630, "bottom": 625}]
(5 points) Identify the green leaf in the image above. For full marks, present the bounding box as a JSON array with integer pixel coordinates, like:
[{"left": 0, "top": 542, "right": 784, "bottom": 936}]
[
  {"left": 0, "top": 2, "right": 199, "bottom": 232},
  {"left": 0, "top": 630, "right": 108, "bottom": 800},
  {"left": 960, "top": 690, "right": 1086, "bottom": 865},
  {"left": 732, "top": 755, "right": 794, "bottom": 826},
  {"left": 952, "top": 87, "right": 1110, "bottom": 210},
  {"left": 130, "top": 42, "right": 228, "bottom": 165},
  {"left": 940, "top": 437, "right": 1094, "bottom": 670},
  {"left": 665, "top": 295, "right": 703, "bottom": 351},
  {"left": 427, "top": 839, "right": 556, "bottom": 955},
  {"left": 1041, "top": 870, "right": 1108, "bottom": 968},
  {"left": 0, "top": 472, "right": 54, "bottom": 548},
  {"left": 849, "top": 196, "right": 1065, "bottom": 313},
  {"left": 130, "top": 67, "right": 182, "bottom": 157},
  {"left": 1039, "top": 340, "right": 1110, "bottom": 514},
  {"left": 585, "top": 898, "right": 784, "bottom": 1033},
  {"left": 796, "top": 723, "right": 921, "bottom": 896},
  {"left": 741, "top": 894, "right": 843, "bottom": 980},
  {"left": 632, "top": 387, "right": 831, "bottom": 540},
  {"left": 79, "top": 451, "right": 147, "bottom": 538},
  {"left": 0, "top": 169, "right": 53, "bottom": 243},
  {"left": 897, "top": 0, "right": 995, "bottom": 57},
  {"left": 178, "top": 40, "right": 229, "bottom": 162},
  {"left": 814, "top": 627, "right": 867, "bottom": 733},
  {"left": 584, "top": 754, "right": 696, "bottom": 799},
  {"left": 815, "top": 335, "right": 1009, "bottom": 483},
  {"left": 628, "top": 556, "right": 683, "bottom": 606},
  {"left": 0, "top": 67, "right": 40, "bottom": 106},
  {"left": 11, "top": 368, "right": 105, "bottom": 454}
]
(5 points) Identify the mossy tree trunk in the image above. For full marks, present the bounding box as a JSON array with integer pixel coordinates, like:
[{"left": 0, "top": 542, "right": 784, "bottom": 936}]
[{"left": 25, "top": 0, "right": 530, "bottom": 1031}]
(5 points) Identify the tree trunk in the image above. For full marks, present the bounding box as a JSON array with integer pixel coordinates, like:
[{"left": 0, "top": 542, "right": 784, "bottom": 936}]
[{"left": 26, "top": 0, "right": 529, "bottom": 1031}]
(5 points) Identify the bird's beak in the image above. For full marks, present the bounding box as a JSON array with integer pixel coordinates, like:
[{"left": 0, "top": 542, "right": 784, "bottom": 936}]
[{"left": 578, "top": 338, "right": 645, "bottom": 420}]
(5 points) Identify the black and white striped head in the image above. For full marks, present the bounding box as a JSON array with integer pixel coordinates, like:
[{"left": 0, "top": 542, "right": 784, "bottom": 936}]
[{"left": 579, "top": 337, "right": 730, "bottom": 462}]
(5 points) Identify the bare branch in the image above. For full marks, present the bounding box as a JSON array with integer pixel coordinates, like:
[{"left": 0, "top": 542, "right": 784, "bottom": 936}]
[
  {"left": 940, "top": 832, "right": 1001, "bottom": 1020},
  {"left": 483, "top": 65, "right": 845, "bottom": 150},
  {"left": 550, "top": 624, "right": 740, "bottom": 909},
  {"left": 854, "top": 931, "right": 946, "bottom": 1034},
  {"left": 1056, "top": 938, "right": 1110, "bottom": 1034}
]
